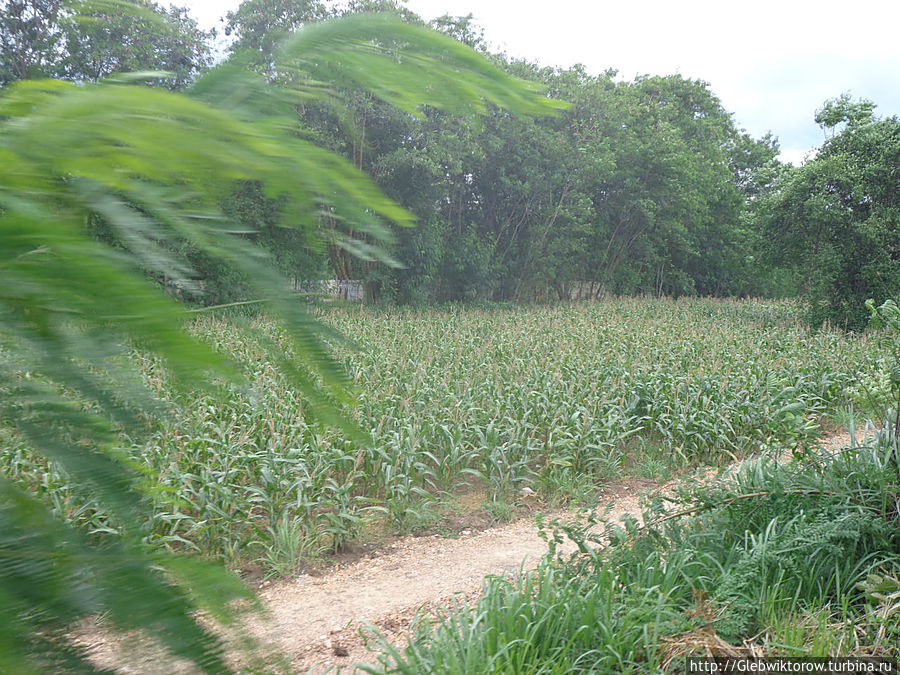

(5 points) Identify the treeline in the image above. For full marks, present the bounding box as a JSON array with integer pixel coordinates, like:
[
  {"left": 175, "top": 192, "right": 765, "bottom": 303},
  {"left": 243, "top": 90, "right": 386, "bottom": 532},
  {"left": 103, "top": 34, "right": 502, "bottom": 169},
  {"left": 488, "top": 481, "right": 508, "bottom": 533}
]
[
  {"left": 374, "top": 64, "right": 778, "bottom": 303},
  {"left": 3, "top": 0, "right": 898, "bottom": 324},
  {"left": 220, "top": 4, "right": 782, "bottom": 303}
]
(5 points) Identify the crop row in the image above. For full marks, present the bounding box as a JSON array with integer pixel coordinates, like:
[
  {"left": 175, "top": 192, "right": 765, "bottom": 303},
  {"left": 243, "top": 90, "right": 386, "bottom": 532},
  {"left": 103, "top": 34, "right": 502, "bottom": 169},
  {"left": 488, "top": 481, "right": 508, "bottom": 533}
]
[{"left": 1, "top": 298, "right": 887, "bottom": 574}]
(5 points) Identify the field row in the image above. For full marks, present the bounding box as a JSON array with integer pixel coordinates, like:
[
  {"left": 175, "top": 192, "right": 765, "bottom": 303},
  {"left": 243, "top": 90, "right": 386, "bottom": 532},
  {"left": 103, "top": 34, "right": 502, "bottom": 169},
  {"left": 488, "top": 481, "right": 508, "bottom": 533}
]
[{"left": 2, "top": 299, "right": 888, "bottom": 574}]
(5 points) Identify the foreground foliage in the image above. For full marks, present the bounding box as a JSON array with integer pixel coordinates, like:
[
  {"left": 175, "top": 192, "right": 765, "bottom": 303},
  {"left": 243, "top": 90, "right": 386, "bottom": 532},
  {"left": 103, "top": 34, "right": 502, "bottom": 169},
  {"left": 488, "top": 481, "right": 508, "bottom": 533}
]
[{"left": 0, "top": 12, "right": 560, "bottom": 672}]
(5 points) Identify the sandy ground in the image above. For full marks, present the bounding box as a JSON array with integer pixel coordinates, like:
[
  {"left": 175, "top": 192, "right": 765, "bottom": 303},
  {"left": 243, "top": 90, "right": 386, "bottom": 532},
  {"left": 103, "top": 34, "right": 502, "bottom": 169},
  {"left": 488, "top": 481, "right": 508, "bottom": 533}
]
[
  {"left": 246, "top": 479, "right": 658, "bottom": 673},
  {"left": 74, "top": 431, "right": 857, "bottom": 674}
]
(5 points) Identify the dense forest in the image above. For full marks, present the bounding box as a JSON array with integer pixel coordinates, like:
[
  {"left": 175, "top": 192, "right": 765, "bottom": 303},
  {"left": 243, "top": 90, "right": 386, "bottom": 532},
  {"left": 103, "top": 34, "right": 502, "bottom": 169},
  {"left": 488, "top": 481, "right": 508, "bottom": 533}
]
[{"left": 3, "top": 0, "right": 898, "bottom": 326}]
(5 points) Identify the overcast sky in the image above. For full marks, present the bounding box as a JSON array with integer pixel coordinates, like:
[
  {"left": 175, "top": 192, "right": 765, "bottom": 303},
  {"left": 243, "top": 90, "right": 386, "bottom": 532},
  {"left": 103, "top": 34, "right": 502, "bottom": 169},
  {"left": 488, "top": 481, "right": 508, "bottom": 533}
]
[{"left": 187, "top": 0, "right": 900, "bottom": 165}]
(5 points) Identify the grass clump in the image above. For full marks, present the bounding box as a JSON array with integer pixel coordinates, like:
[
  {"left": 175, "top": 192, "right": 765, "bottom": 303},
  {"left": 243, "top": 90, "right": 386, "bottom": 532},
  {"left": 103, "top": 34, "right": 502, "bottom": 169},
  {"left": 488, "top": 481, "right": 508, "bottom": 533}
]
[{"left": 362, "top": 426, "right": 900, "bottom": 673}]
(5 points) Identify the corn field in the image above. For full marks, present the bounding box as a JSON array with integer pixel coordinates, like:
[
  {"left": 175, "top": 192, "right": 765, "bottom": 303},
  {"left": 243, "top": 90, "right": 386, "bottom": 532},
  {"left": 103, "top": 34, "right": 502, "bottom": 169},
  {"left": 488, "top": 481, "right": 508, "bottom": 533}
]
[{"left": 0, "top": 298, "right": 887, "bottom": 575}]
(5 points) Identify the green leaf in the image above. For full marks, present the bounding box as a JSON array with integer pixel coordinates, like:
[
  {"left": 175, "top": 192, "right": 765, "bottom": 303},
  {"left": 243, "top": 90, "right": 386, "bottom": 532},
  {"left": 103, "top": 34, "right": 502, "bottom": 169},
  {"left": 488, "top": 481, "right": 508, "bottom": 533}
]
[{"left": 0, "top": 12, "right": 560, "bottom": 671}]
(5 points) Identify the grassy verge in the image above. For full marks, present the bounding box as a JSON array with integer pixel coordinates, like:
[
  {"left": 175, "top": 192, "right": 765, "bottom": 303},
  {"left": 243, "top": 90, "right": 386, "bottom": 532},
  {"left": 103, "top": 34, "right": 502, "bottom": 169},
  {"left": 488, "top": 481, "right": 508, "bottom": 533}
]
[{"left": 362, "top": 425, "right": 900, "bottom": 673}]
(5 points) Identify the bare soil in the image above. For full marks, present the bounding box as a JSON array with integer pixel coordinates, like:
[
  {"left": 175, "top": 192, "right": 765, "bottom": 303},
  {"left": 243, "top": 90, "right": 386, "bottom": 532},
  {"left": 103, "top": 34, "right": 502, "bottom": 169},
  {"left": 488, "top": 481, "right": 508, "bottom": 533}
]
[{"left": 246, "top": 479, "right": 657, "bottom": 673}]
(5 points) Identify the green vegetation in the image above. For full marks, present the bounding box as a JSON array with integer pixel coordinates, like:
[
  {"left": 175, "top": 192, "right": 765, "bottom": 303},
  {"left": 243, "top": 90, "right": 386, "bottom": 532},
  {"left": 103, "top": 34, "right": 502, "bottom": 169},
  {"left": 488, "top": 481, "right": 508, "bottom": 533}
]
[
  {"left": 4, "top": 2, "right": 898, "bottom": 326},
  {"left": 360, "top": 298, "right": 900, "bottom": 674},
  {"left": 2, "top": 0, "right": 899, "bottom": 672},
  {"left": 363, "top": 426, "right": 900, "bottom": 673},
  {"left": 4, "top": 300, "right": 888, "bottom": 576},
  {"left": 0, "top": 0, "right": 214, "bottom": 88},
  {"left": 751, "top": 95, "right": 900, "bottom": 328},
  {"left": 0, "top": 6, "right": 561, "bottom": 672}
]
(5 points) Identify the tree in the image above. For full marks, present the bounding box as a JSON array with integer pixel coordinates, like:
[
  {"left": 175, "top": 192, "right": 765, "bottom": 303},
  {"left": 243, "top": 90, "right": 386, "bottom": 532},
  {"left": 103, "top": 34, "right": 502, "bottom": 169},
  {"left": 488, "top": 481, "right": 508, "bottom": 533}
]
[
  {"left": 221, "top": 1, "right": 428, "bottom": 297},
  {"left": 217, "top": 5, "right": 773, "bottom": 305},
  {"left": 552, "top": 74, "right": 746, "bottom": 297},
  {"left": 815, "top": 93, "right": 876, "bottom": 136},
  {"left": 753, "top": 97, "right": 900, "bottom": 327},
  {"left": 1, "top": 0, "right": 214, "bottom": 89},
  {"left": 223, "top": 0, "right": 334, "bottom": 71},
  {"left": 0, "top": 13, "right": 562, "bottom": 671},
  {"left": 364, "top": 56, "right": 770, "bottom": 304},
  {"left": 0, "top": 0, "right": 64, "bottom": 85},
  {"left": 57, "top": 0, "right": 213, "bottom": 88},
  {"left": 429, "top": 12, "right": 487, "bottom": 52}
]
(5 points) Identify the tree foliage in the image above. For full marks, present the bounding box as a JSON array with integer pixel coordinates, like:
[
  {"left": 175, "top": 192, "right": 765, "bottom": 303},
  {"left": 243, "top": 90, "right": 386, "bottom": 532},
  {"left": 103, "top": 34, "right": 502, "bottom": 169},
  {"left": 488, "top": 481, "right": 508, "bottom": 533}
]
[
  {"left": 0, "top": 0, "right": 213, "bottom": 88},
  {"left": 0, "top": 0, "right": 65, "bottom": 85},
  {"left": 0, "top": 12, "right": 561, "bottom": 671},
  {"left": 752, "top": 97, "right": 900, "bottom": 327},
  {"left": 213, "top": 3, "right": 789, "bottom": 304},
  {"left": 367, "top": 64, "right": 767, "bottom": 302},
  {"left": 223, "top": 0, "right": 335, "bottom": 71},
  {"left": 58, "top": 0, "right": 213, "bottom": 88}
]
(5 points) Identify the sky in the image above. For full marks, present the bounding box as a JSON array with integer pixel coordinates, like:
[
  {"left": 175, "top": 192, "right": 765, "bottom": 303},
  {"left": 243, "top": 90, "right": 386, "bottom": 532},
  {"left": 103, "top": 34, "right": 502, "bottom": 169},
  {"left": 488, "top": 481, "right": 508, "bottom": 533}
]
[{"left": 187, "top": 0, "right": 900, "bottom": 165}]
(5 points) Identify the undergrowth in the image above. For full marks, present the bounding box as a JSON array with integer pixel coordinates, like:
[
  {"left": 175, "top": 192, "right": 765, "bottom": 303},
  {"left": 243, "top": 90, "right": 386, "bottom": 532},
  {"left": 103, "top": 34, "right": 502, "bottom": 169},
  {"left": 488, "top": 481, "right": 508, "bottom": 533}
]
[{"left": 362, "top": 424, "right": 900, "bottom": 673}]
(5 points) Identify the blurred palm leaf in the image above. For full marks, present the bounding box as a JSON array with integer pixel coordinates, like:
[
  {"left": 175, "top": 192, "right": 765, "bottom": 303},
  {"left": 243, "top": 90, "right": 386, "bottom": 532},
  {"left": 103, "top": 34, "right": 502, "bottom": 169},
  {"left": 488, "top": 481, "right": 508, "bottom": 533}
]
[{"left": 0, "top": 12, "right": 562, "bottom": 673}]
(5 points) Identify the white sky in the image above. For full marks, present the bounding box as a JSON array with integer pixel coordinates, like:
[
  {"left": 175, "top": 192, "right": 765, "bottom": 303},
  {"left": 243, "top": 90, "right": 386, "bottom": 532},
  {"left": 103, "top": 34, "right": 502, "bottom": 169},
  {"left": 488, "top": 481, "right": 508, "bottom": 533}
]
[{"left": 187, "top": 0, "right": 900, "bottom": 165}]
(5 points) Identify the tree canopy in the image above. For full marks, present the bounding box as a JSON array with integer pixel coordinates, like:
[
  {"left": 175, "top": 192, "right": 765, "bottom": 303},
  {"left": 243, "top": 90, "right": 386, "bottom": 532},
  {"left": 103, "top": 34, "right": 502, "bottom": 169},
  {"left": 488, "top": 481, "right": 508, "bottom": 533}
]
[
  {"left": 751, "top": 96, "right": 900, "bottom": 327},
  {"left": 1, "top": 0, "right": 213, "bottom": 88}
]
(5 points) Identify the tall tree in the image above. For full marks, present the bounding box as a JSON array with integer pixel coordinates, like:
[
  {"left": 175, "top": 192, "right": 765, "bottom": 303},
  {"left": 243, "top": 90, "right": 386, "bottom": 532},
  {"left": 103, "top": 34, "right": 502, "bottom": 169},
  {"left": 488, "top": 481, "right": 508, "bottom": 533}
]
[
  {"left": 0, "top": 0, "right": 63, "bottom": 85},
  {"left": 223, "top": 0, "right": 334, "bottom": 71},
  {"left": 0, "top": 0, "right": 213, "bottom": 89},
  {"left": 369, "top": 58, "right": 772, "bottom": 303},
  {"left": 218, "top": 5, "right": 775, "bottom": 305},
  {"left": 558, "top": 74, "right": 746, "bottom": 297},
  {"left": 57, "top": 0, "right": 213, "bottom": 88},
  {"left": 222, "top": 1, "right": 429, "bottom": 296},
  {"left": 753, "top": 96, "right": 900, "bottom": 327}
]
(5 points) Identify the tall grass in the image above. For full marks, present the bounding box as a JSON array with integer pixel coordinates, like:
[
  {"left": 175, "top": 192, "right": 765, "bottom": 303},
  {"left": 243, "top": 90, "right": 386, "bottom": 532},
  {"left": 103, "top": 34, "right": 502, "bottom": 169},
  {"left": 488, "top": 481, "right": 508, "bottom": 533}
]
[{"left": 364, "top": 426, "right": 900, "bottom": 673}]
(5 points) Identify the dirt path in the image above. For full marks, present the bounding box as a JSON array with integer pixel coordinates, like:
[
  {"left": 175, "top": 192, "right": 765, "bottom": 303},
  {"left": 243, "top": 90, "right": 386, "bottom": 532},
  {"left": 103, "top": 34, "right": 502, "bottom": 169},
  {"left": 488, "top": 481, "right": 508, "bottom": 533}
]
[
  {"left": 246, "top": 479, "right": 658, "bottom": 673},
  {"left": 75, "top": 479, "right": 659, "bottom": 673},
  {"left": 78, "top": 432, "right": 855, "bottom": 673},
  {"left": 247, "top": 432, "right": 857, "bottom": 673}
]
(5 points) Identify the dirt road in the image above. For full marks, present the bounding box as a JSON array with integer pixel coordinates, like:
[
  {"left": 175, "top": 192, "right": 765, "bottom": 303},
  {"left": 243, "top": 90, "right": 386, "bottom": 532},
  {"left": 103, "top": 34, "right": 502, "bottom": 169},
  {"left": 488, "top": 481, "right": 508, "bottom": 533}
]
[
  {"left": 245, "top": 479, "right": 659, "bottom": 673},
  {"left": 79, "top": 432, "right": 854, "bottom": 673}
]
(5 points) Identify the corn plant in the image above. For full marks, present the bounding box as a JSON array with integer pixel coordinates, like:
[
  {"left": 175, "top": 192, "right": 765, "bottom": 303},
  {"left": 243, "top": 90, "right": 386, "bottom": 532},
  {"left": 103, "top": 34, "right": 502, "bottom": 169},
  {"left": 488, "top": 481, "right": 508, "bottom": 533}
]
[{"left": 3, "top": 299, "right": 890, "bottom": 584}]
